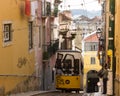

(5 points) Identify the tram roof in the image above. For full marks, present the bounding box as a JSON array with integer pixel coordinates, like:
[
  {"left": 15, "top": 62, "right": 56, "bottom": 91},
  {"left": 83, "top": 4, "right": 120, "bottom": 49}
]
[{"left": 57, "top": 50, "right": 82, "bottom": 53}]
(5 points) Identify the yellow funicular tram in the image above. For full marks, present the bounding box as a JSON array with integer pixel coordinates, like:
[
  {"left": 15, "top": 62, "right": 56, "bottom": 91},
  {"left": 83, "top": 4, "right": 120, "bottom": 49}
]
[{"left": 55, "top": 50, "right": 84, "bottom": 93}]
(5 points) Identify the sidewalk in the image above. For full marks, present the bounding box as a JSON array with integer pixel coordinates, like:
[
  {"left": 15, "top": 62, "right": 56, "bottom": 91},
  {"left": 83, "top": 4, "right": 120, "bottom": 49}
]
[
  {"left": 83, "top": 93, "right": 107, "bottom": 96},
  {"left": 11, "top": 90, "right": 57, "bottom": 96},
  {"left": 11, "top": 90, "right": 107, "bottom": 96}
]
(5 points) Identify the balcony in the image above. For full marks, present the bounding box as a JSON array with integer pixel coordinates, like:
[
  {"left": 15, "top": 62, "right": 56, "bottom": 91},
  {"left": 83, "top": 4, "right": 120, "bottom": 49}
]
[
  {"left": 54, "top": 0, "right": 63, "bottom": 4},
  {"left": 42, "top": 1, "right": 51, "bottom": 17},
  {"left": 42, "top": 39, "right": 59, "bottom": 60},
  {"left": 59, "top": 23, "right": 69, "bottom": 37},
  {"left": 53, "top": 6, "right": 58, "bottom": 17}
]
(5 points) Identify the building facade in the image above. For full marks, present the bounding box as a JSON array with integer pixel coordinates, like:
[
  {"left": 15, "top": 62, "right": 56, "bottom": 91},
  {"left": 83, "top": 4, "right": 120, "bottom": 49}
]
[
  {"left": 0, "top": 0, "right": 40, "bottom": 95},
  {"left": 0, "top": 0, "right": 61, "bottom": 95},
  {"left": 114, "top": 0, "right": 120, "bottom": 96},
  {"left": 41, "top": 0, "right": 61, "bottom": 90},
  {"left": 82, "top": 32, "right": 101, "bottom": 87},
  {"left": 101, "top": 0, "right": 120, "bottom": 95}
]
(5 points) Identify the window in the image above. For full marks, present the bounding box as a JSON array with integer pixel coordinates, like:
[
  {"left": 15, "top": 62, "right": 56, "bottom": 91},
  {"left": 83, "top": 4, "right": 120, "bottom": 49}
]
[
  {"left": 84, "top": 42, "right": 98, "bottom": 51},
  {"left": 91, "top": 44, "right": 97, "bottom": 51},
  {"left": 28, "top": 22, "right": 33, "bottom": 50},
  {"left": 42, "top": 0, "right": 45, "bottom": 16},
  {"left": 39, "top": 26, "right": 41, "bottom": 48},
  {"left": 46, "top": 2, "right": 51, "bottom": 16},
  {"left": 3, "top": 23, "right": 12, "bottom": 42},
  {"left": 74, "top": 59, "right": 79, "bottom": 75},
  {"left": 91, "top": 57, "right": 95, "bottom": 64}
]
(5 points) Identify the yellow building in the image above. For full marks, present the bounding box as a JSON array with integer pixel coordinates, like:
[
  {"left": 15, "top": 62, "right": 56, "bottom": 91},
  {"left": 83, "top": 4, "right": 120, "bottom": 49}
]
[
  {"left": 82, "top": 32, "right": 101, "bottom": 87},
  {"left": 114, "top": 0, "right": 120, "bottom": 96},
  {"left": 103, "top": 0, "right": 117, "bottom": 95},
  {"left": 0, "top": 0, "right": 40, "bottom": 95}
]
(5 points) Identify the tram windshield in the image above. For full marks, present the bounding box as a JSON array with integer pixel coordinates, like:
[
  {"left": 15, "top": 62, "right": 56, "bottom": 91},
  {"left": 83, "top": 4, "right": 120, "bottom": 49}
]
[{"left": 55, "top": 52, "right": 82, "bottom": 76}]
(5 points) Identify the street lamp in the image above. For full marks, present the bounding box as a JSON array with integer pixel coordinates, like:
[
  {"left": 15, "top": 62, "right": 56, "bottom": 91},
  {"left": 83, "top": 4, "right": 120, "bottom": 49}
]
[
  {"left": 96, "top": 28, "right": 104, "bottom": 66},
  {"left": 96, "top": 28, "right": 102, "bottom": 39},
  {"left": 96, "top": 28, "right": 104, "bottom": 50}
]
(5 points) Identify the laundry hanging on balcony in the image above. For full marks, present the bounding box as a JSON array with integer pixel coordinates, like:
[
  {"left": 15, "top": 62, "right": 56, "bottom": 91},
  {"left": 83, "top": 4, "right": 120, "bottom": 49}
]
[{"left": 25, "top": 0, "right": 31, "bottom": 16}]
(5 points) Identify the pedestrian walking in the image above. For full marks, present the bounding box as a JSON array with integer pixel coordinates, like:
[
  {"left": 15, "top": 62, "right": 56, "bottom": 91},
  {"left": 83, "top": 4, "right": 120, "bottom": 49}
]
[{"left": 102, "top": 64, "right": 108, "bottom": 94}]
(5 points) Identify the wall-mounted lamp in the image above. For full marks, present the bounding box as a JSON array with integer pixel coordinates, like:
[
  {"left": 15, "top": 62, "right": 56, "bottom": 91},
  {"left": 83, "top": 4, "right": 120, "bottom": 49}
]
[
  {"left": 96, "top": 28, "right": 102, "bottom": 39},
  {"left": 96, "top": 28, "right": 104, "bottom": 49},
  {"left": 96, "top": 28, "right": 105, "bottom": 66}
]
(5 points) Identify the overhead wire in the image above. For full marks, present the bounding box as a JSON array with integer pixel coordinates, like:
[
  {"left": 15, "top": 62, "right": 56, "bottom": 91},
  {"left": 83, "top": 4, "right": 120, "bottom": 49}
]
[
  {"left": 59, "top": 0, "right": 98, "bottom": 7},
  {"left": 59, "top": 0, "right": 99, "bottom": 19},
  {"left": 82, "top": 0, "right": 88, "bottom": 17}
]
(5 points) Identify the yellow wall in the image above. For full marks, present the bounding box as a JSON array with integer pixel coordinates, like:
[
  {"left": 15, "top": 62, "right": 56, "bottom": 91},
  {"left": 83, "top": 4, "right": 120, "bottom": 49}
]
[
  {"left": 83, "top": 51, "right": 101, "bottom": 86},
  {"left": 115, "top": 0, "right": 120, "bottom": 77},
  {"left": 0, "top": 0, "right": 35, "bottom": 94},
  {"left": 114, "top": 0, "right": 120, "bottom": 95}
]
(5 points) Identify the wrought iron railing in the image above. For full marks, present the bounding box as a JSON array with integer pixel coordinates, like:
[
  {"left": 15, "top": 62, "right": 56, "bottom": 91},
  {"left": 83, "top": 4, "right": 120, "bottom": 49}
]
[{"left": 42, "top": 39, "right": 59, "bottom": 60}]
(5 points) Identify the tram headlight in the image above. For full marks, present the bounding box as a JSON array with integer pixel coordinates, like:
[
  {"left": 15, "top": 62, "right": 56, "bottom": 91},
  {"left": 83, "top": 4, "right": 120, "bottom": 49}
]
[{"left": 65, "top": 80, "right": 70, "bottom": 84}]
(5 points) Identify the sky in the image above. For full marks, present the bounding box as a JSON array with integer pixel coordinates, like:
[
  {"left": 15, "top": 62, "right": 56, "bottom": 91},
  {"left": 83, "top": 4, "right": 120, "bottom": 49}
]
[{"left": 59, "top": 0, "right": 102, "bottom": 11}]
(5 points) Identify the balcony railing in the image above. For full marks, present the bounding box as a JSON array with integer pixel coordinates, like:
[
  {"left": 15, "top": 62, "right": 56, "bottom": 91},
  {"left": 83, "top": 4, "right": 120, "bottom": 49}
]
[
  {"left": 42, "top": 39, "right": 59, "bottom": 60},
  {"left": 54, "top": 0, "right": 63, "bottom": 4},
  {"left": 53, "top": 6, "right": 58, "bottom": 17},
  {"left": 42, "top": 1, "right": 51, "bottom": 17}
]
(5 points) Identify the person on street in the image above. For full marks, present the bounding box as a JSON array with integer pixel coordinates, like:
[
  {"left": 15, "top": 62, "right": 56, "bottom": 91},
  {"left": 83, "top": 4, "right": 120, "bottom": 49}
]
[{"left": 102, "top": 64, "right": 108, "bottom": 94}]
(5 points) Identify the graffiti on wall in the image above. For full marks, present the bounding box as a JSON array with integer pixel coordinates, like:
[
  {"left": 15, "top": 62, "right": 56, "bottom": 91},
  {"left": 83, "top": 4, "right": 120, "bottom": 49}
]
[{"left": 17, "top": 57, "right": 27, "bottom": 68}]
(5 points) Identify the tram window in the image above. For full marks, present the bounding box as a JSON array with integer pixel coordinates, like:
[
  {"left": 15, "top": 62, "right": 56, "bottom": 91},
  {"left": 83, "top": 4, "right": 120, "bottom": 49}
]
[
  {"left": 55, "top": 53, "right": 63, "bottom": 69},
  {"left": 74, "top": 59, "right": 79, "bottom": 68},
  {"left": 63, "top": 59, "right": 72, "bottom": 69},
  {"left": 57, "top": 53, "right": 63, "bottom": 59},
  {"left": 81, "top": 60, "right": 84, "bottom": 74},
  {"left": 55, "top": 59, "right": 62, "bottom": 69},
  {"left": 63, "top": 59, "right": 72, "bottom": 74},
  {"left": 74, "top": 59, "right": 79, "bottom": 74}
]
